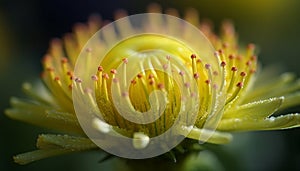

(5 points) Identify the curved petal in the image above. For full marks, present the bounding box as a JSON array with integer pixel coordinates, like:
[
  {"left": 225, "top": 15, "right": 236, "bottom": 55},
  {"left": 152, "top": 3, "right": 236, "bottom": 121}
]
[
  {"left": 5, "top": 97, "right": 83, "bottom": 135},
  {"left": 218, "top": 113, "right": 300, "bottom": 131},
  {"left": 14, "top": 134, "right": 97, "bottom": 165},
  {"left": 223, "top": 97, "right": 283, "bottom": 119}
]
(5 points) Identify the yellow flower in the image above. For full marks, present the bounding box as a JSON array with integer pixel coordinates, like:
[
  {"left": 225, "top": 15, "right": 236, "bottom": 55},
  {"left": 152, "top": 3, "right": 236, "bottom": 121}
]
[{"left": 6, "top": 5, "right": 300, "bottom": 165}]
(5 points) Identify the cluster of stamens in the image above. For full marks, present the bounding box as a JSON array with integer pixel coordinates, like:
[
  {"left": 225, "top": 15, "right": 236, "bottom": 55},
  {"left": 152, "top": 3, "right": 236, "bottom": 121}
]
[{"left": 41, "top": 39, "right": 257, "bottom": 137}]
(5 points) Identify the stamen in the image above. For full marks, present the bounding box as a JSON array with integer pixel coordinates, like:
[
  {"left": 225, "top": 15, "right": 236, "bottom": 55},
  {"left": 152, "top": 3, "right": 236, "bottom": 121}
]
[
  {"left": 122, "top": 58, "right": 128, "bottom": 87},
  {"left": 96, "top": 66, "right": 103, "bottom": 88},
  {"left": 191, "top": 54, "right": 197, "bottom": 75},
  {"left": 74, "top": 77, "right": 84, "bottom": 96},
  {"left": 101, "top": 73, "right": 109, "bottom": 101},
  {"left": 227, "top": 66, "right": 238, "bottom": 94}
]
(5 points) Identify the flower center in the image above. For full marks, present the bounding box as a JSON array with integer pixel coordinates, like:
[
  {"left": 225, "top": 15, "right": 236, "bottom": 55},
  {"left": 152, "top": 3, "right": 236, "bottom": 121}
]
[{"left": 93, "top": 34, "right": 211, "bottom": 137}]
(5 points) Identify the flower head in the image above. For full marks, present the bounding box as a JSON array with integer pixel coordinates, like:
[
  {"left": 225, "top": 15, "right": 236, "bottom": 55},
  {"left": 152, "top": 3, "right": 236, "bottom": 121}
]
[{"left": 5, "top": 5, "right": 300, "bottom": 165}]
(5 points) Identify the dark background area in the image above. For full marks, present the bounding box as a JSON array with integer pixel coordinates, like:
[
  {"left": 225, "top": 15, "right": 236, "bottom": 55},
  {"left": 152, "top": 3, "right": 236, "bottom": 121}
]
[{"left": 1, "top": 0, "right": 300, "bottom": 170}]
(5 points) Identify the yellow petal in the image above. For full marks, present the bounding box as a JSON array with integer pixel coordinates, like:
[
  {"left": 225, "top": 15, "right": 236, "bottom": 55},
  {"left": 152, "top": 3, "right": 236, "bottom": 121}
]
[
  {"left": 218, "top": 114, "right": 300, "bottom": 131},
  {"left": 223, "top": 97, "right": 283, "bottom": 119}
]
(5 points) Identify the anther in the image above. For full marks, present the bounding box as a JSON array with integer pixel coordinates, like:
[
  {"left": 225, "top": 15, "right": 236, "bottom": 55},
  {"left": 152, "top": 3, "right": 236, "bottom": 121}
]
[
  {"left": 205, "top": 80, "right": 211, "bottom": 84},
  {"left": 214, "top": 51, "right": 219, "bottom": 57},
  {"left": 84, "top": 88, "right": 92, "bottom": 94},
  {"left": 218, "top": 49, "right": 223, "bottom": 54},
  {"left": 148, "top": 74, "right": 154, "bottom": 79},
  {"left": 166, "top": 55, "right": 171, "bottom": 60},
  {"left": 102, "top": 73, "right": 109, "bottom": 79},
  {"left": 98, "top": 66, "right": 104, "bottom": 72},
  {"left": 247, "top": 43, "right": 255, "bottom": 50},
  {"left": 61, "top": 57, "right": 68, "bottom": 63},
  {"left": 86, "top": 47, "right": 92, "bottom": 52},
  {"left": 110, "top": 69, "right": 117, "bottom": 74},
  {"left": 75, "top": 78, "right": 82, "bottom": 83},
  {"left": 131, "top": 79, "right": 137, "bottom": 85},
  {"left": 54, "top": 77, "right": 60, "bottom": 81},
  {"left": 163, "top": 64, "right": 168, "bottom": 70},
  {"left": 113, "top": 78, "right": 119, "bottom": 83},
  {"left": 184, "top": 82, "right": 190, "bottom": 88},
  {"left": 191, "top": 54, "right": 197, "bottom": 59},
  {"left": 91, "top": 75, "right": 98, "bottom": 81},
  {"left": 228, "top": 54, "right": 234, "bottom": 60},
  {"left": 240, "top": 72, "right": 246, "bottom": 77},
  {"left": 220, "top": 61, "right": 226, "bottom": 67},
  {"left": 122, "top": 91, "right": 129, "bottom": 97},
  {"left": 250, "top": 55, "right": 257, "bottom": 61},
  {"left": 179, "top": 71, "right": 185, "bottom": 76},
  {"left": 122, "top": 58, "right": 128, "bottom": 64},
  {"left": 137, "top": 73, "right": 143, "bottom": 79},
  {"left": 236, "top": 82, "right": 243, "bottom": 88},
  {"left": 42, "top": 55, "right": 51, "bottom": 63},
  {"left": 250, "top": 69, "right": 256, "bottom": 74},
  {"left": 149, "top": 79, "right": 155, "bottom": 85},
  {"left": 67, "top": 71, "right": 72, "bottom": 76},
  {"left": 157, "top": 83, "right": 164, "bottom": 90},
  {"left": 213, "top": 71, "right": 218, "bottom": 76},
  {"left": 205, "top": 64, "right": 211, "bottom": 69},
  {"left": 246, "top": 61, "right": 252, "bottom": 66},
  {"left": 222, "top": 43, "right": 229, "bottom": 49},
  {"left": 193, "top": 73, "right": 199, "bottom": 79},
  {"left": 213, "top": 84, "right": 218, "bottom": 89},
  {"left": 231, "top": 67, "right": 238, "bottom": 72},
  {"left": 190, "top": 92, "right": 196, "bottom": 97}
]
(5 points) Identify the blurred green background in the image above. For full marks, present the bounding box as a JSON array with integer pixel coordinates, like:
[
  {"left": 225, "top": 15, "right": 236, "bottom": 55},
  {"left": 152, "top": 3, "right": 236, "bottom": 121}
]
[{"left": 1, "top": 0, "right": 300, "bottom": 170}]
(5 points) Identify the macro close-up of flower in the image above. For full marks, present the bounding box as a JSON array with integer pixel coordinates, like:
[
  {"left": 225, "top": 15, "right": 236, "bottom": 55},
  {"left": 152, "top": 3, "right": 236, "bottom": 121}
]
[{"left": 2, "top": 1, "right": 300, "bottom": 171}]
